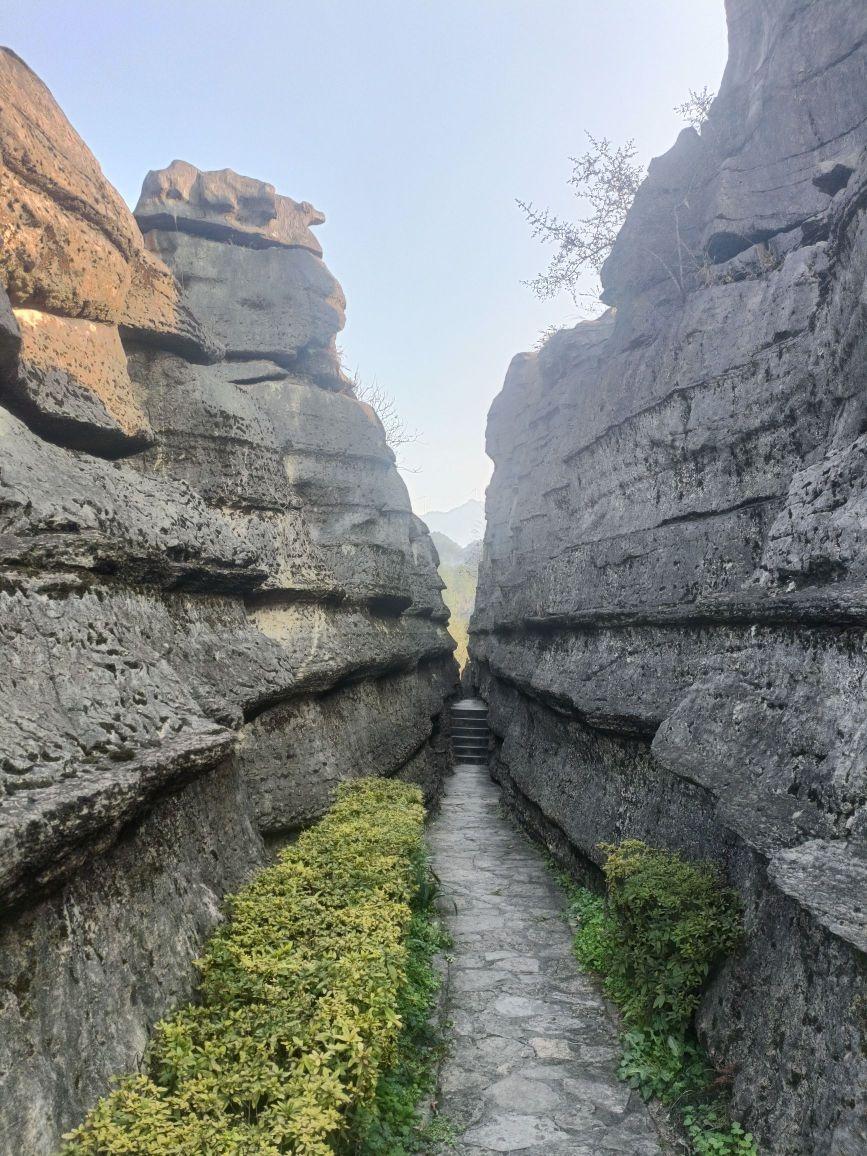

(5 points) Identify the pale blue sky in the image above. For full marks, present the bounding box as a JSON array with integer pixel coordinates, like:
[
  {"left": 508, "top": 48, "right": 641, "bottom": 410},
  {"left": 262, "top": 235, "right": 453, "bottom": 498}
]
[{"left": 3, "top": 1, "right": 728, "bottom": 514}]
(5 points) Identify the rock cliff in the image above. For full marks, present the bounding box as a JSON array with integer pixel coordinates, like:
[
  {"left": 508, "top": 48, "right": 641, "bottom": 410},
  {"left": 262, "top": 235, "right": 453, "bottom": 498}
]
[
  {"left": 470, "top": 2, "right": 867, "bottom": 1153},
  {"left": 0, "top": 48, "right": 456, "bottom": 1152}
]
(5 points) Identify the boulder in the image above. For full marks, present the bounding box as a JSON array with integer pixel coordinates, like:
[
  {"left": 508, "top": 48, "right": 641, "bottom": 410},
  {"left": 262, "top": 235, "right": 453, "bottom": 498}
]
[
  {"left": 143, "top": 228, "right": 345, "bottom": 380},
  {"left": 136, "top": 161, "right": 346, "bottom": 384},
  {"left": 6, "top": 310, "right": 152, "bottom": 454}
]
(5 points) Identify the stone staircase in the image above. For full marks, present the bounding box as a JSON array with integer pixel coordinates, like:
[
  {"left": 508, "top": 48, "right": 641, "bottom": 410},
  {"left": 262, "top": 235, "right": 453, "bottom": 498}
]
[{"left": 450, "top": 697, "right": 489, "bottom": 765}]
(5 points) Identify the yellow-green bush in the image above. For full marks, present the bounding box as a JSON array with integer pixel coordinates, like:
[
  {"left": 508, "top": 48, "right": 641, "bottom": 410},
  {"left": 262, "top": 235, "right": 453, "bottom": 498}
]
[{"left": 63, "top": 778, "right": 429, "bottom": 1156}]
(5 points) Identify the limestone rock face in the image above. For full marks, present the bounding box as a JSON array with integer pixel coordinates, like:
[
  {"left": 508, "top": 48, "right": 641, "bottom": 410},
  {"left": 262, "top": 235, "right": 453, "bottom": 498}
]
[
  {"left": 0, "top": 51, "right": 216, "bottom": 356},
  {"left": 11, "top": 310, "right": 153, "bottom": 453},
  {"left": 135, "top": 159, "right": 326, "bottom": 252},
  {"left": 0, "top": 47, "right": 218, "bottom": 455},
  {"left": 0, "top": 284, "right": 21, "bottom": 379},
  {"left": 137, "top": 162, "right": 346, "bottom": 385},
  {"left": 470, "top": 3, "right": 867, "bottom": 1153},
  {"left": 0, "top": 764, "right": 259, "bottom": 1156},
  {"left": 0, "top": 51, "right": 457, "bottom": 1151}
]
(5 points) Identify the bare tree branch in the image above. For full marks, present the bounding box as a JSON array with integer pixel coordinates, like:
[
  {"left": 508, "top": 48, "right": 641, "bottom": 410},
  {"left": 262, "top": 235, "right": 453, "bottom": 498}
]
[
  {"left": 518, "top": 133, "right": 645, "bottom": 303},
  {"left": 674, "top": 86, "right": 715, "bottom": 130},
  {"left": 519, "top": 88, "right": 715, "bottom": 307},
  {"left": 349, "top": 370, "right": 420, "bottom": 456}
]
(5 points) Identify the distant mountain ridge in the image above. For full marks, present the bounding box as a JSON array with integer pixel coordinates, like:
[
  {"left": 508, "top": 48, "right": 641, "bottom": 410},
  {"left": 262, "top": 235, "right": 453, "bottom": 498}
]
[
  {"left": 430, "top": 531, "right": 481, "bottom": 567},
  {"left": 430, "top": 531, "right": 481, "bottom": 670},
  {"left": 422, "top": 498, "right": 484, "bottom": 547}
]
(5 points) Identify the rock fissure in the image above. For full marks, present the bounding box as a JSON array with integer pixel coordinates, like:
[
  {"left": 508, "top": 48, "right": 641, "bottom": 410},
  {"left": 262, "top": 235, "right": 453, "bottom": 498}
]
[{"left": 1, "top": 2, "right": 867, "bottom": 1151}]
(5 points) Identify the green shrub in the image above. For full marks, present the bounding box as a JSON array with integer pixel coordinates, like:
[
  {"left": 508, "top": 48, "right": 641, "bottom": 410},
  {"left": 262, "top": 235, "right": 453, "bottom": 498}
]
[
  {"left": 617, "top": 1025, "right": 712, "bottom": 1104},
  {"left": 563, "top": 840, "right": 757, "bottom": 1156},
  {"left": 683, "top": 1103, "right": 757, "bottom": 1156},
  {"left": 349, "top": 868, "right": 451, "bottom": 1155},
  {"left": 570, "top": 887, "right": 616, "bottom": 976},
  {"left": 600, "top": 839, "right": 743, "bottom": 1029},
  {"left": 63, "top": 778, "right": 439, "bottom": 1156}
]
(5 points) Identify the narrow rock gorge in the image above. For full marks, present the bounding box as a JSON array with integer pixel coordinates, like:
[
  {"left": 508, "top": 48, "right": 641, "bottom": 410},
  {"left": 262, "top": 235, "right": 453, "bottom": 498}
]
[
  {"left": 0, "top": 47, "right": 456, "bottom": 1152},
  {"left": 470, "top": 2, "right": 867, "bottom": 1153}
]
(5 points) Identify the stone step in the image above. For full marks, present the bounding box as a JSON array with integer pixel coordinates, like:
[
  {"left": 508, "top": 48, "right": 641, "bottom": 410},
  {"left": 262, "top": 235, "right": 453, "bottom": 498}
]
[{"left": 451, "top": 697, "right": 489, "bottom": 767}]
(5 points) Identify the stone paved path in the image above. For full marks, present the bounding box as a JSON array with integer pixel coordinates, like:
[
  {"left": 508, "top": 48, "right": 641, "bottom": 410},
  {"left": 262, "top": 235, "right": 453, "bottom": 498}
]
[{"left": 427, "top": 764, "right": 664, "bottom": 1155}]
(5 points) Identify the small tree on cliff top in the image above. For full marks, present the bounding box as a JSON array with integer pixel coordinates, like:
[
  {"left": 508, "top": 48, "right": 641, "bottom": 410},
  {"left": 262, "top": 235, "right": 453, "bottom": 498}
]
[
  {"left": 520, "top": 91, "right": 715, "bottom": 306},
  {"left": 675, "top": 86, "right": 715, "bottom": 131},
  {"left": 517, "top": 133, "right": 645, "bottom": 304}
]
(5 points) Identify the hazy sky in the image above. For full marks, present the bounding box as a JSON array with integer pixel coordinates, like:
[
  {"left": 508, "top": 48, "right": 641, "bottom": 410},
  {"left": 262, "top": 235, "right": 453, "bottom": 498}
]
[{"left": 3, "top": 1, "right": 728, "bottom": 515}]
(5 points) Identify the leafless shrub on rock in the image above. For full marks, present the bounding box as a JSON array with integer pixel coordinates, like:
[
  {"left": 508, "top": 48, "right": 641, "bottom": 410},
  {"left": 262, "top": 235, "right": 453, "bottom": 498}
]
[
  {"left": 520, "top": 87, "right": 715, "bottom": 307},
  {"left": 675, "top": 86, "right": 715, "bottom": 130},
  {"left": 350, "top": 370, "right": 420, "bottom": 458},
  {"left": 518, "top": 133, "right": 645, "bottom": 304}
]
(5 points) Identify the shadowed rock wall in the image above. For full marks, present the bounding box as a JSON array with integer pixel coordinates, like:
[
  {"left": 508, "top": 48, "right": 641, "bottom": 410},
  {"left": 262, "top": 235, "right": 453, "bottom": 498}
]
[
  {"left": 470, "top": 3, "right": 867, "bottom": 1153},
  {"left": 0, "top": 48, "right": 457, "bottom": 1152}
]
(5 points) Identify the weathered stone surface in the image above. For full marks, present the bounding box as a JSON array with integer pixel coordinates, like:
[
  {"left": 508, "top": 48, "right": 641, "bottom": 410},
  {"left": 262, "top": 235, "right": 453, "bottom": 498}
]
[
  {"left": 5, "top": 310, "right": 153, "bottom": 454},
  {"left": 143, "top": 229, "right": 345, "bottom": 381},
  {"left": 0, "top": 48, "right": 217, "bottom": 361},
  {"left": 470, "top": 3, "right": 867, "bottom": 1153},
  {"left": 126, "top": 349, "right": 292, "bottom": 507},
  {"left": 601, "top": 1, "right": 867, "bottom": 300},
  {"left": 0, "top": 575, "right": 451, "bottom": 912},
  {"left": 0, "top": 51, "right": 457, "bottom": 1153},
  {"left": 0, "top": 406, "right": 266, "bottom": 585},
  {"left": 0, "top": 284, "right": 20, "bottom": 379},
  {"left": 0, "top": 47, "right": 144, "bottom": 320},
  {"left": 236, "top": 659, "right": 456, "bottom": 832},
  {"left": 136, "top": 162, "right": 345, "bottom": 384},
  {"left": 124, "top": 351, "right": 449, "bottom": 616},
  {"left": 768, "top": 840, "right": 867, "bottom": 953},
  {"left": 135, "top": 159, "right": 325, "bottom": 252}
]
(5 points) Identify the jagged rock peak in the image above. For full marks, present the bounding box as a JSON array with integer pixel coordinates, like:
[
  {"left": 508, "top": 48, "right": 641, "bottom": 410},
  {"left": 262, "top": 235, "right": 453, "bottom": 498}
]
[{"left": 135, "top": 160, "right": 326, "bottom": 253}]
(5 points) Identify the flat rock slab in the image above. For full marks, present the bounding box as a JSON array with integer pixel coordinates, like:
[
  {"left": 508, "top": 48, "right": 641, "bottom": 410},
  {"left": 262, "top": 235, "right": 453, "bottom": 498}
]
[{"left": 428, "top": 764, "right": 664, "bottom": 1154}]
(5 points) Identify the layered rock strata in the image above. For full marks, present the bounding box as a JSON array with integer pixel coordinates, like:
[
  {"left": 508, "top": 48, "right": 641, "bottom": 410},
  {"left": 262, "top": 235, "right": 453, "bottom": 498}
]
[
  {"left": 470, "top": 3, "right": 867, "bottom": 1154},
  {"left": 0, "top": 48, "right": 456, "bottom": 1152}
]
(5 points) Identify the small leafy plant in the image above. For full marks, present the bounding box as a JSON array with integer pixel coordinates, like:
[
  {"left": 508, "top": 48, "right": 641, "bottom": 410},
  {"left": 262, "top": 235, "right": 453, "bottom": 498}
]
[
  {"left": 350, "top": 865, "right": 452, "bottom": 1155},
  {"left": 564, "top": 841, "right": 757, "bottom": 1156}
]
